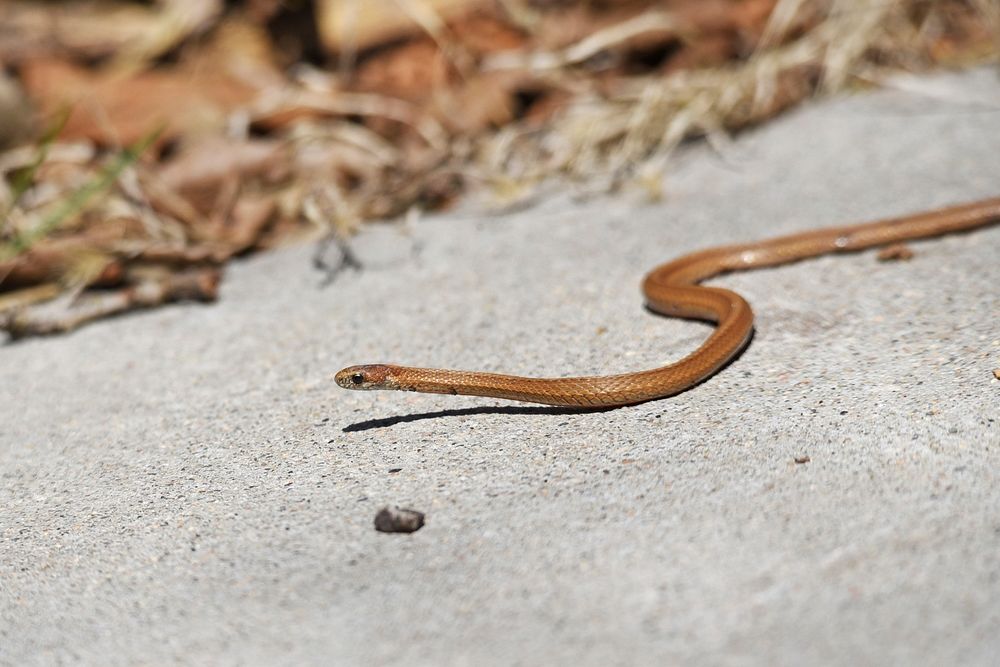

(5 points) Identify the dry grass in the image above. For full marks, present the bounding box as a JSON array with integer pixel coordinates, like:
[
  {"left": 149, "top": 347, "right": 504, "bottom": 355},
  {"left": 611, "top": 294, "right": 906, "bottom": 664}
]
[
  {"left": 0, "top": 0, "right": 996, "bottom": 336},
  {"left": 469, "top": 0, "right": 998, "bottom": 200}
]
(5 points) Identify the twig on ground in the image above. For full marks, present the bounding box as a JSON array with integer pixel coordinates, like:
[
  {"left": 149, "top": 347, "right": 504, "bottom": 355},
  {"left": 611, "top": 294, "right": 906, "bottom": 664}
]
[
  {"left": 1, "top": 267, "right": 220, "bottom": 338},
  {"left": 0, "top": 282, "right": 61, "bottom": 313},
  {"left": 252, "top": 89, "right": 449, "bottom": 151},
  {"left": 483, "top": 9, "right": 681, "bottom": 71},
  {"left": 312, "top": 231, "right": 362, "bottom": 287}
]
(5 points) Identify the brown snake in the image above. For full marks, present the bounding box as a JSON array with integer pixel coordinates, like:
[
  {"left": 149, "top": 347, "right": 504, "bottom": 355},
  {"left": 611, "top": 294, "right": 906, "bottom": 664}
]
[{"left": 336, "top": 197, "right": 1000, "bottom": 407}]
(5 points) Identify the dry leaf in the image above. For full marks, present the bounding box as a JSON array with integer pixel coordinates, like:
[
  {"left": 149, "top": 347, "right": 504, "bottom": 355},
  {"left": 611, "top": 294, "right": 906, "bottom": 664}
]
[
  {"left": 316, "top": 0, "right": 490, "bottom": 53},
  {"left": 156, "top": 138, "right": 292, "bottom": 216},
  {"left": 21, "top": 59, "right": 259, "bottom": 147}
]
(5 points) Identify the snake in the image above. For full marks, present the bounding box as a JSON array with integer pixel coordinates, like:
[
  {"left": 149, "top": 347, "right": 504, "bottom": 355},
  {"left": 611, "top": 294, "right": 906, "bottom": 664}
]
[{"left": 335, "top": 197, "right": 1000, "bottom": 408}]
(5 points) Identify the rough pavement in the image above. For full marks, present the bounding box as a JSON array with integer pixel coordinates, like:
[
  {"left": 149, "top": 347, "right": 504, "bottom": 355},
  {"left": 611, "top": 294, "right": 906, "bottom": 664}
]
[{"left": 2, "top": 68, "right": 999, "bottom": 665}]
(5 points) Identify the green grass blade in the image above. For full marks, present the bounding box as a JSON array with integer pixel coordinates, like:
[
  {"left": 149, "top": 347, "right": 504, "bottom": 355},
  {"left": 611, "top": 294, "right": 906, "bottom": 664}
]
[{"left": 8, "top": 125, "right": 163, "bottom": 256}]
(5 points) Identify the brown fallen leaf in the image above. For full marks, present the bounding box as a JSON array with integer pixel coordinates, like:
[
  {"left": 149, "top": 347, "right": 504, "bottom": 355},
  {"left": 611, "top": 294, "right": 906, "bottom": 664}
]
[
  {"left": 251, "top": 88, "right": 449, "bottom": 151},
  {"left": 354, "top": 38, "right": 452, "bottom": 104},
  {"left": 0, "top": 222, "right": 239, "bottom": 292},
  {"left": 485, "top": 0, "right": 776, "bottom": 72},
  {"left": 20, "top": 58, "right": 260, "bottom": 147},
  {"left": 155, "top": 137, "right": 292, "bottom": 216},
  {"left": 107, "top": 0, "right": 223, "bottom": 74},
  {"left": 0, "top": 1, "right": 164, "bottom": 63},
  {"left": 451, "top": 9, "right": 528, "bottom": 54},
  {"left": 432, "top": 71, "right": 530, "bottom": 133},
  {"left": 0, "top": 239, "right": 124, "bottom": 290},
  {"left": 221, "top": 195, "right": 278, "bottom": 253}
]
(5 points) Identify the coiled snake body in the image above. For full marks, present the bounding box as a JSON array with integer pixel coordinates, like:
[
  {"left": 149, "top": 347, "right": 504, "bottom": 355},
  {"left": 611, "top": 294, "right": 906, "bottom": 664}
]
[{"left": 336, "top": 198, "right": 1000, "bottom": 408}]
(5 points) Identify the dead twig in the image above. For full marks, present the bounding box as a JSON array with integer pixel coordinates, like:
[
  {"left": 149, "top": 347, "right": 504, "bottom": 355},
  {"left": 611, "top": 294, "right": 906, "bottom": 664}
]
[
  {"left": 0, "top": 282, "right": 61, "bottom": 313},
  {"left": 252, "top": 89, "right": 449, "bottom": 152},
  {"left": 483, "top": 9, "right": 681, "bottom": 71},
  {"left": 312, "top": 231, "right": 363, "bottom": 287},
  {"left": 1, "top": 267, "right": 220, "bottom": 338}
]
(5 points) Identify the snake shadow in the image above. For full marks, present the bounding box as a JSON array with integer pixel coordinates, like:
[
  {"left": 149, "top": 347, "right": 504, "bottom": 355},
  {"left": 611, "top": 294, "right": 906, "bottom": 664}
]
[
  {"left": 342, "top": 404, "right": 615, "bottom": 432},
  {"left": 341, "top": 327, "right": 755, "bottom": 432}
]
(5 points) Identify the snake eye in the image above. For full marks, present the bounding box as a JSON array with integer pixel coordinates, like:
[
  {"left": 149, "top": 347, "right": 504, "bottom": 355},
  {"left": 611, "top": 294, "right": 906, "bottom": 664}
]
[{"left": 351, "top": 372, "right": 365, "bottom": 385}]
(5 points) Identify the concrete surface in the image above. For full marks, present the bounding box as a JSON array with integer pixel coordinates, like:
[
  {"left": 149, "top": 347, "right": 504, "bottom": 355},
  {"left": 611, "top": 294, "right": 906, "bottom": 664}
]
[{"left": 2, "top": 68, "right": 999, "bottom": 666}]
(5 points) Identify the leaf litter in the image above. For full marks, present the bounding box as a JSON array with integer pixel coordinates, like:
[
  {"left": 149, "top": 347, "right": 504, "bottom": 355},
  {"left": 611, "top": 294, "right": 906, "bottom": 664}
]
[{"left": 0, "top": 0, "right": 995, "bottom": 337}]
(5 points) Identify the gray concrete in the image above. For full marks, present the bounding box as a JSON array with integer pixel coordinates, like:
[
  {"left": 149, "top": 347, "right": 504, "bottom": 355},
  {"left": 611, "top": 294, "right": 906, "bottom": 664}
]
[{"left": 2, "top": 68, "right": 999, "bottom": 666}]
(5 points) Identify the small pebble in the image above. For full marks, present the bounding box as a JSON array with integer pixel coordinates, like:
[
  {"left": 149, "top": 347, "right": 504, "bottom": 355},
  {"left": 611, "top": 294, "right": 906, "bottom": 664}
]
[{"left": 374, "top": 505, "right": 425, "bottom": 533}]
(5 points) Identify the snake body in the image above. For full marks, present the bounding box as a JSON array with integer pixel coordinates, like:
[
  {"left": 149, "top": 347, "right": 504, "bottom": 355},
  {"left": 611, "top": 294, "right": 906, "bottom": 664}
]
[{"left": 336, "top": 197, "right": 1000, "bottom": 407}]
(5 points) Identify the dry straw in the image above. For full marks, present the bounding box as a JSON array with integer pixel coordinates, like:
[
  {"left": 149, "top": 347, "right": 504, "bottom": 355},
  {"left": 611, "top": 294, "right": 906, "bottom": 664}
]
[{"left": 470, "top": 0, "right": 999, "bottom": 200}]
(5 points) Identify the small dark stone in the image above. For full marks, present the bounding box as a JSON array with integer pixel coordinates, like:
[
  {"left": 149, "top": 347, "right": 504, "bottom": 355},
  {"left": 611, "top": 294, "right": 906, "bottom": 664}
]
[
  {"left": 388, "top": 467, "right": 402, "bottom": 474},
  {"left": 794, "top": 455, "right": 811, "bottom": 464},
  {"left": 374, "top": 506, "right": 425, "bottom": 533}
]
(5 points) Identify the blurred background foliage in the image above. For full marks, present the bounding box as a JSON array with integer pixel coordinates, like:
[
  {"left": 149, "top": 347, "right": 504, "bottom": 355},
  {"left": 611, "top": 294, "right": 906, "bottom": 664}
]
[{"left": 0, "top": 0, "right": 996, "bottom": 336}]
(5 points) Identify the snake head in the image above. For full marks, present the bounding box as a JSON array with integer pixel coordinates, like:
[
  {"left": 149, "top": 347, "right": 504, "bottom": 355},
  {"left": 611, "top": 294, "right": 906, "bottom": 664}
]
[{"left": 335, "top": 364, "right": 397, "bottom": 390}]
